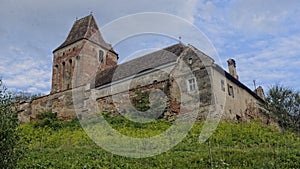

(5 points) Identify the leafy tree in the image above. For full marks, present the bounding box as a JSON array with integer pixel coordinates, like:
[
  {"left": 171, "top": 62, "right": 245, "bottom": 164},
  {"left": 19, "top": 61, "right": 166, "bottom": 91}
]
[
  {"left": 264, "top": 85, "right": 300, "bottom": 134},
  {"left": 0, "top": 79, "right": 21, "bottom": 168}
]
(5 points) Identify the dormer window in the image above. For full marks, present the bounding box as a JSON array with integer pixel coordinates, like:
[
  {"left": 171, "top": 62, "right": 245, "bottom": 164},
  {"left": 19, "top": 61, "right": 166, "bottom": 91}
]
[{"left": 99, "top": 50, "right": 104, "bottom": 62}]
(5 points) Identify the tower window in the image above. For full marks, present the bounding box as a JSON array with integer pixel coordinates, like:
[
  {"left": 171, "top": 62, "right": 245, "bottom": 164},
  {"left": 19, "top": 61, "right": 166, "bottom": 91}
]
[
  {"left": 99, "top": 50, "right": 104, "bottom": 62},
  {"left": 54, "top": 65, "right": 58, "bottom": 87},
  {"left": 187, "top": 78, "right": 196, "bottom": 91},
  {"left": 69, "top": 59, "right": 72, "bottom": 81},
  {"left": 62, "top": 62, "right": 66, "bottom": 81}
]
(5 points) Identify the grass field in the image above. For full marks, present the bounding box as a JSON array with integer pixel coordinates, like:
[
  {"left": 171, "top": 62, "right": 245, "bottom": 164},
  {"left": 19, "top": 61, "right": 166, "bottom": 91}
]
[{"left": 16, "top": 114, "right": 300, "bottom": 169}]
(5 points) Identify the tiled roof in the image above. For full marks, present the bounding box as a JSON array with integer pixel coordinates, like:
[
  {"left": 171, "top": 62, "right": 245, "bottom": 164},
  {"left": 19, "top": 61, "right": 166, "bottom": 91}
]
[
  {"left": 95, "top": 43, "right": 185, "bottom": 87},
  {"left": 53, "top": 14, "right": 111, "bottom": 52}
]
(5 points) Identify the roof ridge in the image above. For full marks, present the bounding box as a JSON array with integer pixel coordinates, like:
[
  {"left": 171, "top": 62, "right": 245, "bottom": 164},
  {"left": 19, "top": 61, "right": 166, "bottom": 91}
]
[
  {"left": 119, "top": 43, "right": 186, "bottom": 65},
  {"left": 53, "top": 14, "right": 111, "bottom": 53},
  {"left": 83, "top": 14, "right": 93, "bottom": 39}
]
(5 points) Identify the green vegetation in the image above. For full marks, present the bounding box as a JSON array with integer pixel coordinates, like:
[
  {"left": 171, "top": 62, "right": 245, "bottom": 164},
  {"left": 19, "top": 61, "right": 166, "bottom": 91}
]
[
  {"left": 131, "top": 89, "right": 150, "bottom": 112},
  {"left": 16, "top": 113, "right": 299, "bottom": 169},
  {"left": 0, "top": 79, "right": 22, "bottom": 169},
  {"left": 263, "top": 84, "right": 300, "bottom": 134}
]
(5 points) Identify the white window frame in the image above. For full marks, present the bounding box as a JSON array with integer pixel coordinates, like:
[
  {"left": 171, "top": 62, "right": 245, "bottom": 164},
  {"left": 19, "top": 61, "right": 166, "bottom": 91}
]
[{"left": 187, "top": 78, "right": 196, "bottom": 92}]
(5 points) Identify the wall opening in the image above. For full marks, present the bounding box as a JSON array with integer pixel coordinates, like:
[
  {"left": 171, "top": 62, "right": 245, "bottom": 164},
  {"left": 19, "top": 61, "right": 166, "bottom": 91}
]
[
  {"left": 62, "top": 62, "right": 66, "bottom": 89},
  {"left": 228, "top": 84, "right": 234, "bottom": 98},
  {"left": 69, "top": 59, "right": 72, "bottom": 89},
  {"left": 54, "top": 65, "right": 58, "bottom": 90},
  {"left": 99, "top": 50, "right": 104, "bottom": 63},
  {"left": 221, "top": 80, "right": 225, "bottom": 92},
  {"left": 75, "top": 56, "right": 80, "bottom": 86}
]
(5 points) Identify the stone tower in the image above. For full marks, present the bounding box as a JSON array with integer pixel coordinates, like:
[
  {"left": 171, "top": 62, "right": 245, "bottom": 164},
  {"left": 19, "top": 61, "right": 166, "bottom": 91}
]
[
  {"left": 51, "top": 14, "right": 118, "bottom": 94},
  {"left": 227, "top": 58, "right": 239, "bottom": 80}
]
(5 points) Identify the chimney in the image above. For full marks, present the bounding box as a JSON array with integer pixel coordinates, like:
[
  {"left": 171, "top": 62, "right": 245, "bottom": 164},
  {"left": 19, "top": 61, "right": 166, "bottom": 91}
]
[
  {"left": 227, "top": 58, "right": 239, "bottom": 80},
  {"left": 255, "top": 86, "right": 265, "bottom": 100}
]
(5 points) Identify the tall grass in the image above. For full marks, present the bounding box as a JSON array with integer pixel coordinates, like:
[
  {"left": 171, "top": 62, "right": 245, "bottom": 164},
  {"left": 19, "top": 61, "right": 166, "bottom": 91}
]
[{"left": 17, "top": 116, "right": 300, "bottom": 168}]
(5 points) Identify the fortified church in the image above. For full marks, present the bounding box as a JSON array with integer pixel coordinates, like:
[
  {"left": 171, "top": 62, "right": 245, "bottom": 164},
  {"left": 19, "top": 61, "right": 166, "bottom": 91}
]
[{"left": 18, "top": 14, "right": 267, "bottom": 123}]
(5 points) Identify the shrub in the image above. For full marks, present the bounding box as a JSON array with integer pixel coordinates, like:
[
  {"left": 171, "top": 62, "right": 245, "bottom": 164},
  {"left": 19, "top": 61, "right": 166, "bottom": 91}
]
[{"left": 0, "top": 79, "right": 21, "bottom": 169}]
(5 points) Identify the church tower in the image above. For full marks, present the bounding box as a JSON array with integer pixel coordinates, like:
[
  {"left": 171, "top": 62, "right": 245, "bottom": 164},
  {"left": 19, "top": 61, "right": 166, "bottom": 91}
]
[{"left": 51, "top": 14, "right": 118, "bottom": 94}]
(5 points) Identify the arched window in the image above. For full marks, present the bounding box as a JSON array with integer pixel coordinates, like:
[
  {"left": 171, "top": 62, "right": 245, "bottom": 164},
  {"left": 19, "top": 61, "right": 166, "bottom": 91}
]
[
  {"left": 69, "top": 59, "right": 72, "bottom": 77},
  {"left": 68, "top": 59, "right": 73, "bottom": 89},
  {"left": 62, "top": 62, "right": 66, "bottom": 82},
  {"left": 75, "top": 56, "right": 81, "bottom": 86},
  {"left": 54, "top": 65, "right": 58, "bottom": 88}
]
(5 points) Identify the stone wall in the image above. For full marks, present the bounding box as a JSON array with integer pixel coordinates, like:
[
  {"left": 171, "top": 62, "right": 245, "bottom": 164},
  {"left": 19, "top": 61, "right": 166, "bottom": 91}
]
[{"left": 18, "top": 86, "right": 86, "bottom": 123}]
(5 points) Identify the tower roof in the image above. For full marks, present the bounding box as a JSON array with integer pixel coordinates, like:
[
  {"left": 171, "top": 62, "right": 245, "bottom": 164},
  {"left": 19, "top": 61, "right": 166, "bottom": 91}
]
[{"left": 53, "top": 14, "right": 112, "bottom": 53}]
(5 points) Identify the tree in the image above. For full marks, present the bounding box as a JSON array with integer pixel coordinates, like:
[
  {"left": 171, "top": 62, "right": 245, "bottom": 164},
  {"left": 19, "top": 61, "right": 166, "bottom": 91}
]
[
  {"left": 0, "top": 79, "right": 21, "bottom": 168},
  {"left": 12, "top": 91, "right": 44, "bottom": 102},
  {"left": 264, "top": 85, "right": 300, "bottom": 134}
]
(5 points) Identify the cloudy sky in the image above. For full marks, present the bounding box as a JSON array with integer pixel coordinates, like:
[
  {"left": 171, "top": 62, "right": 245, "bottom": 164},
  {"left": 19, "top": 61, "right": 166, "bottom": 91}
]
[{"left": 0, "top": 0, "right": 299, "bottom": 94}]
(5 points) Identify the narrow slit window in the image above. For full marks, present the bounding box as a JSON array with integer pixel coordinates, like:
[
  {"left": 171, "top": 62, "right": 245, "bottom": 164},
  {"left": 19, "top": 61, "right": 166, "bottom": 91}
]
[
  {"left": 54, "top": 65, "right": 58, "bottom": 87},
  {"left": 62, "top": 62, "right": 66, "bottom": 81},
  {"left": 99, "top": 50, "right": 104, "bottom": 62}
]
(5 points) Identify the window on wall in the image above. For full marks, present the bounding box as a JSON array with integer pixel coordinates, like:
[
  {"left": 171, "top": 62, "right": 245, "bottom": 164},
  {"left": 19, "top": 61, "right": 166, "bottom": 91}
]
[
  {"left": 99, "top": 50, "right": 104, "bottom": 62},
  {"left": 188, "top": 57, "right": 193, "bottom": 64},
  {"left": 54, "top": 65, "right": 58, "bottom": 87},
  {"left": 188, "top": 78, "right": 196, "bottom": 91},
  {"left": 228, "top": 84, "right": 234, "bottom": 98},
  {"left": 75, "top": 56, "right": 81, "bottom": 86},
  {"left": 68, "top": 59, "right": 72, "bottom": 89},
  {"left": 221, "top": 80, "right": 225, "bottom": 92},
  {"left": 69, "top": 59, "right": 72, "bottom": 76},
  {"left": 62, "top": 62, "right": 66, "bottom": 81}
]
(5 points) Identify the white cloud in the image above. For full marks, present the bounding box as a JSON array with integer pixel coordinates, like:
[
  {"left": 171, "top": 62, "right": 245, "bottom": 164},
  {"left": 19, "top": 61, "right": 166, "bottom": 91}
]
[
  {"left": 226, "top": 0, "right": 300, "bottom": 35},
  {"left": 0, "top": 45, "right": 51, "bottom": 94},
  {"left": 234, "top": 34, "right": 300, "bottom": 90},
  {"left": 177, "top": 0, "right": 198, "bottom": 23}
]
